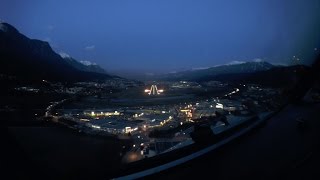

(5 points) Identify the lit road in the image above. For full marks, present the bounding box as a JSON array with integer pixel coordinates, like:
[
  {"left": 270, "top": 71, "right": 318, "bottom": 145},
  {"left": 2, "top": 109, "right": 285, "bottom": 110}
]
[{"left": 146, "top": 102, "right": 320, "bottom": 179}]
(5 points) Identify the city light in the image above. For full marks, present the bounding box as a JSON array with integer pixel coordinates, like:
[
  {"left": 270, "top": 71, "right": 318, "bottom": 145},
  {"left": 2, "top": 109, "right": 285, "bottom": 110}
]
[
  {"left": 125, "top": 127, "right": 132, "bottom": 133},
  {"left": 91, "top": 125, "right": 101, "bottom": 129},
  {"left": 216, "top": 103, "right": 224, "bottom": 109}
]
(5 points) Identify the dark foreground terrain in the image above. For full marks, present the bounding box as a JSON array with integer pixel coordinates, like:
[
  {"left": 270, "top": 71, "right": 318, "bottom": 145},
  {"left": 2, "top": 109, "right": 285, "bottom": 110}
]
[{"left": 145, "top": 101, "right": 320, "bottom": 180}]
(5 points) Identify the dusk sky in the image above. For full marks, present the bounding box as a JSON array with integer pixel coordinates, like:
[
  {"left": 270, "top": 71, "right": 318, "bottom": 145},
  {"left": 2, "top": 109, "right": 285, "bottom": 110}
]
[{"left": 1, "top": 0, "right": 320, "bottom": 74}]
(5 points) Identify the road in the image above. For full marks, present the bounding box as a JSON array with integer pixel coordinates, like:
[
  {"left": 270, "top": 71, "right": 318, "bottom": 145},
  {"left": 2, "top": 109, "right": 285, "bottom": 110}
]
[{"left": 146, "top": 101, "right": 320, "bottom": 180}]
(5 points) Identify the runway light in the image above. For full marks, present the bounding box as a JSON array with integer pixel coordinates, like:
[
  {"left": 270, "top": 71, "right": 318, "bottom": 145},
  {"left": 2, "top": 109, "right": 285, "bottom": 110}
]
[{"left": 144, "top": 85, "right": 164, "bottom": 95}]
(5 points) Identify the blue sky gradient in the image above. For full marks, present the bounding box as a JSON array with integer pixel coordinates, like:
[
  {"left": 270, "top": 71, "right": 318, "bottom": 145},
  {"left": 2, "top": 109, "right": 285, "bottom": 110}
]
[{"left": 1, "top": 0, "right": 320, "bottom": 74}]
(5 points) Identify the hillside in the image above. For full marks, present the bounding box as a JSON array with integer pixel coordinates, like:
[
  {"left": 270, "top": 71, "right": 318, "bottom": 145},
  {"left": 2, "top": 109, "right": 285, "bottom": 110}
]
[{"left": 0, "top": 22, "right": 113, "bottom": 82}]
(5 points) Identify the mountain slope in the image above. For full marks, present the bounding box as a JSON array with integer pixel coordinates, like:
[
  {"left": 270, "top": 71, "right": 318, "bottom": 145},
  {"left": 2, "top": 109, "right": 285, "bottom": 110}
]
[
  {"left": 0, "top": 22, "right": 112, "bottom": 82},
  {"left": 209, "top": 65, "right": 310, "bottom": 87},
  {"left": 62, "top": 55, "right": 107, "bottom": 74},
  {"left": 157, "top": 61, "right": 275, "bottom": 81}
]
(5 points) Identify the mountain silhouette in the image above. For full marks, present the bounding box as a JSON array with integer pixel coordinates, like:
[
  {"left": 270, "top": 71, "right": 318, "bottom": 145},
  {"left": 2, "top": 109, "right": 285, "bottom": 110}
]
[{"left": 0, "top": 22, "right": 113, "bottom": 82}]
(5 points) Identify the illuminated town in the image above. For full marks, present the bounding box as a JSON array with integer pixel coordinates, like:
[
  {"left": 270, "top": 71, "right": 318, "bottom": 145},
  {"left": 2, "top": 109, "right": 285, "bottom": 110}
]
[{"left": 41, "top": 80, "right": 285, "bottom": 163}]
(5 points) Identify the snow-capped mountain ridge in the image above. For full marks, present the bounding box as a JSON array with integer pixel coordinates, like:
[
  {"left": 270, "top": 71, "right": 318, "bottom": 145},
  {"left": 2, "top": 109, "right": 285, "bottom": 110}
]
[
  {"left": 80, "top": 60, "right": 97, "bottom": 66},
  {"left": 189, "top": 59, "right": 269, "bottom": 71}
]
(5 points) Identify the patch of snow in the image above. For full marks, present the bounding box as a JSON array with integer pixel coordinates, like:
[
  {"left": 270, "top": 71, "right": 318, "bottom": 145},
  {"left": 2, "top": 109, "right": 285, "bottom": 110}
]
[
  {"left": 59, "top": 52, "right": 71, "bottom": 59},
  {"left": 226, "top": 61, "right": 246, "bottom": 65},
  {"left": 253, "top": 58, "right": 264, "bottom": 63},
  {"left": 80, "top": 60, "right": 97, "bottom": 66},
  {"left": 211, "top": 61, "right": 246, "bottom": 68}
]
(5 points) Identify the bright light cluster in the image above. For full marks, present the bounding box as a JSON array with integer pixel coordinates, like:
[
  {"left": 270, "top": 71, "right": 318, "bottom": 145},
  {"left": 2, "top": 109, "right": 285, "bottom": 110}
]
[{"left": 144, "top": 85, "right": 164, "bottom": 95}]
